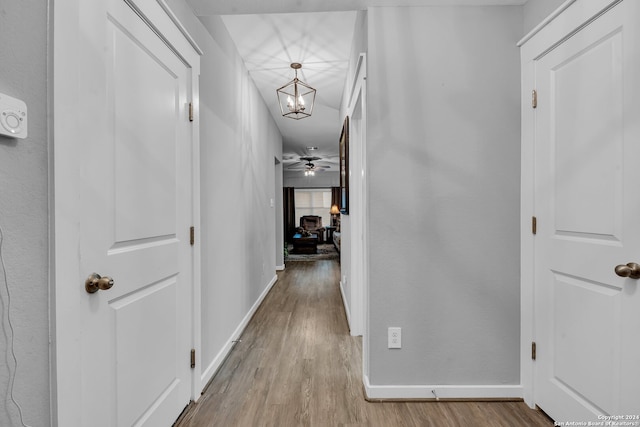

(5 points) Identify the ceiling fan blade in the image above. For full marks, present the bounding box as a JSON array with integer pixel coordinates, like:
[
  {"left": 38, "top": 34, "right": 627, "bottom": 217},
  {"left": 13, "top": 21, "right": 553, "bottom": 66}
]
[
  {"left": 287, "top": 161, "right": 305, "bottom": 169},
  {"left": 299, "top": 156, "right": 322, "bottom": 162}
]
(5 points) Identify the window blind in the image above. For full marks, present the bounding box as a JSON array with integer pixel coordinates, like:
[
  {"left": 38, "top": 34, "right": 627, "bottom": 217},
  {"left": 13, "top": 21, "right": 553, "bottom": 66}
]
[{"left": 294, "top": 188, "right": 331, "bottom": 228}]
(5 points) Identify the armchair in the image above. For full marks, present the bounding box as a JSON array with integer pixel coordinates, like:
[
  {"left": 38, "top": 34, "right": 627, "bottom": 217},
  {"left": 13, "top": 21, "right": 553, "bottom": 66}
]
[{"left": 298, "top": 215, "right": 326, "bottom": 243}]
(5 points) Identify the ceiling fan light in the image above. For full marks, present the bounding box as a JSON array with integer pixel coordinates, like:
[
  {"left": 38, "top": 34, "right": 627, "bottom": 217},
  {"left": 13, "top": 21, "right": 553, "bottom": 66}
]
[{"left": 276, "top": 63, "right": 316, "bottom": 120}]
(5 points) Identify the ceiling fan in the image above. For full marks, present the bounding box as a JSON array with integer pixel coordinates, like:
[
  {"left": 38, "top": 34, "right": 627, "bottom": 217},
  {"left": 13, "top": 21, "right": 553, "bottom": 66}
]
[{"left": 286, "top": 156, "right": 332, "bottom": 175}]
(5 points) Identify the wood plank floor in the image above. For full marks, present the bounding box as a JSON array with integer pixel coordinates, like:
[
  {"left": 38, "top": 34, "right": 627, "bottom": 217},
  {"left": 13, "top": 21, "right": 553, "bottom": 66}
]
[{"left": 176, "top": 259, "right": 553, "bottom": 427}]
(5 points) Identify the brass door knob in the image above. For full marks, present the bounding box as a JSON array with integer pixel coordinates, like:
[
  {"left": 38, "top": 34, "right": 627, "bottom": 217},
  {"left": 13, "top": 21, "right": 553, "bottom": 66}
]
[
  {"left": 85, "top": 273, "right": 114, "bottom": 293},
  {"left": 614, "top": 263, "right": 640, "bottom": 279}
]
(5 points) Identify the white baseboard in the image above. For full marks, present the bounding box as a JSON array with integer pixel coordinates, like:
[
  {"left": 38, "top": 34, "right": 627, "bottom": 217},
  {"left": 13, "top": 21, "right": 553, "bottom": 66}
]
[
  {"left": 339, "top": 280, "right": 351, "bottom": 328},
  {"left": 276, "top": 264, "right": 285, "bottom": 271},
  {"left": 364, "top": 375, "right": 523, "bottom": 400},
  {"left": 200, "top": 274, "right": 278, "bottom": 386}
]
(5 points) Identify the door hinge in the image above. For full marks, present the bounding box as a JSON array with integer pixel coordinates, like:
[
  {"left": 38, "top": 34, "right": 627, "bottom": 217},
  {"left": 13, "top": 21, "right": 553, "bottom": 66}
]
[
  {"left": 532, "top": 216, "right": 537, "bottom": 235},
  {"left": 190, "top": 226, "right": 195, "bottom": 246},
  {"left": 532, "top": 90, "right": 538, "bottom": 109},
  {"left": 190, "top": 348, "right": 196, "bottom": 369},
  {"left": 531, "top": 342, "right": 537, "bottom": 360},
  {"left": 189, "top": 102, "right": 194, "bottom": 122}
]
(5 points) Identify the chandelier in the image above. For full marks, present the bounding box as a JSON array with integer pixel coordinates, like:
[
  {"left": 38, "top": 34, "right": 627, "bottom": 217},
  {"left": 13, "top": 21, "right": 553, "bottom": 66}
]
[{"left": 276, "top": 63, "right": 316, "bottom": 120}]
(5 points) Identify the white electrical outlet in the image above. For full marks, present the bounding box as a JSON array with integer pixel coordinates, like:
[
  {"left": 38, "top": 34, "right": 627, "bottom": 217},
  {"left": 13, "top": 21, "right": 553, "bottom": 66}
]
[{"left": 388, "top": 327, "right": 401, "bottom": 349}]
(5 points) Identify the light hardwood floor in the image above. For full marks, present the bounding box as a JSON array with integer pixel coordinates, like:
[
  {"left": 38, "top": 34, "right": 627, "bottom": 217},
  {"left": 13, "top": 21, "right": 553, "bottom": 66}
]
[{"left": 176, "top": 259, "right": 553, "bottom": 427}]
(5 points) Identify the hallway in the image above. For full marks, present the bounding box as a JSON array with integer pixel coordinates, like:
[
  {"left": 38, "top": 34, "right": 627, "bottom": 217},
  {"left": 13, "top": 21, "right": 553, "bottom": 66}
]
[{"left": 176, "top": 260, "right": 553, "bottom": 426}]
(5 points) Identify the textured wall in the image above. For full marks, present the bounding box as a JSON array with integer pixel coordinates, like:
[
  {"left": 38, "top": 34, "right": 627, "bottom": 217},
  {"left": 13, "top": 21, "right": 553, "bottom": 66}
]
[
  {"left": 164, "top": 2, "right": 284, "bottom": 388},
  {"left": 366, "top": 6, "right": 522, "bottom": 387},
  {"left": 0, "top": 1, "right": 51, "bottom": 426},
  {"left": 196, "top": 21, "right": 283, "bottom": 377}
]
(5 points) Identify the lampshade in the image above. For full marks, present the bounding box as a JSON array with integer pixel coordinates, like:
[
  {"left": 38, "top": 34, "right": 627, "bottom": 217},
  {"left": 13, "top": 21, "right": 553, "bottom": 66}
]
[
  {"left": 276, "top": 63, "right": 316, "bottom": 120},
  {"left": 330, "top": 204, "right": 340, "bottom": 215}
]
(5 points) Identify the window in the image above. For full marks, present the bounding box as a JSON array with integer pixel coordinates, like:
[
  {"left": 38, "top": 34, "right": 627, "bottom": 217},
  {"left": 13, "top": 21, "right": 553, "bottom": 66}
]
[{"left": 294, "top": 188, "right": 331, "bottom": 228}]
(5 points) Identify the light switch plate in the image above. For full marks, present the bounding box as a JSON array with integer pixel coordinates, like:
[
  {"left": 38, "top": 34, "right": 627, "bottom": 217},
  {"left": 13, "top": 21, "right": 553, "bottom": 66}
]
[{"left": 0, "top": 93, "right": 28, "bottom": 139}]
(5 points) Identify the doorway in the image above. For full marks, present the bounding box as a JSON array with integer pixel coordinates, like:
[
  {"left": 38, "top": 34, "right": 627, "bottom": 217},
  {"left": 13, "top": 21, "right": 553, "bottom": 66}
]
[
  {"left": 52, "top": 1, "right": 202, "bottom": 424},
  {"left": 521, "top": 0, "right": 640, "bottom": 421}
]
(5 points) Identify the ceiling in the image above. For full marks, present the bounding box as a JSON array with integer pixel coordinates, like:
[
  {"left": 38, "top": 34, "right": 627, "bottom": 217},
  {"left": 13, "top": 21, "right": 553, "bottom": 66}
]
[
  {"left": 189, "top": 0, "right": 528, "bottom": 174},
  {"left": 219, "top": 11, "right": 356, "bottom": 173}
]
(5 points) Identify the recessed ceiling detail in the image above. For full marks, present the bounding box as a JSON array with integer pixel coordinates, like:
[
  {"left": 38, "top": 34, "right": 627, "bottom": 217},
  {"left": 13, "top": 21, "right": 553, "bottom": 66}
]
[
  {"left": 216, "top": 11, "right": 357, "bottom": 165},
  {"left": 193, "top": 0, "right": 528, "bottom": 168}
]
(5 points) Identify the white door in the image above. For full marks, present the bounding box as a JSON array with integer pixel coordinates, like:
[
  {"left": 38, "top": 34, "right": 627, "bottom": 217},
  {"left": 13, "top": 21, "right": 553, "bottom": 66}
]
[
  {"left": 54, "top": 1, "right": 195, "bottom": 425},
  {"left": 534, "top": 0, "right": 640, "bottom": 422}
]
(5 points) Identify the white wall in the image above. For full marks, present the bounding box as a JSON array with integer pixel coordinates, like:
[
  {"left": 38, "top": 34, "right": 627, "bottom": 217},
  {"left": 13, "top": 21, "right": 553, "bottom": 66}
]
[
  {"left": 523, "top": 0, "right": 566, "bottom": 35},
  {"left": 0, "top": 1, "right": 51, "bottom": 426},
  {"left": 165, "top": 2, "right": 283, "bottom": 388},
  {"left": 366, "top": 6, "right": 522, "bottom": 389}
]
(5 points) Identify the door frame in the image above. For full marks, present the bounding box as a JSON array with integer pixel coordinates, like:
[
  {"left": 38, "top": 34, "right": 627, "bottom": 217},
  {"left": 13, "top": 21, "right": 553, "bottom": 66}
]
[
  {"left": 518, "top": 0, "right": 623, "bottom": 409},
  {"left": 52, "top": 0, "right": 202, "bottom": 423},
  {"left": 344, "top": 53, "right": 367, "bottom": 338}
]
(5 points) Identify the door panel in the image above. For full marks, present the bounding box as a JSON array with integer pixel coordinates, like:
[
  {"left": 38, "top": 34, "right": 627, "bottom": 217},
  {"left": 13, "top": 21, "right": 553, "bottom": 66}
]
[
  {"left": 552, "top": 30, "right": 623, "bottom": 240},
  {"left": 534, "top": 1, "right": 640, "bottom": 421},
  {"left": 552, "top": 273, "right": 621, "bottom": 414},
  {"left": 112, "top": 20, "right": 179, "bottom": 242},
  {"left": 111, "top": 278, "right": 179, "bottom": 426}
]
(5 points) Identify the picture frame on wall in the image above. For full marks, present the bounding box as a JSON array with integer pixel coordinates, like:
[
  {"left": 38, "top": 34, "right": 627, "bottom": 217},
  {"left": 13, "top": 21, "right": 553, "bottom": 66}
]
[{"left": 339, "top": 116, "right": 349, "bottom": 215}]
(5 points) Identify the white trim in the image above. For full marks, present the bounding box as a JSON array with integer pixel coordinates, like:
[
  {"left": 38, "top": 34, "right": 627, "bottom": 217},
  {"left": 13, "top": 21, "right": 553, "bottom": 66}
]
[
  {"left": 518, "top": 0, "right": 622, "bottom": 48},
  {"left": 339, "top": 280, "right": 351, "bottom": 326},
  {"left": 124, "top": 0, "right": 201, "bottom": 73},
  {"left": 364, "top": 375, "right": 523, "bottom": 400},
  {"left": 200, "top": 274, "right": 278, "bottom": 387},
  {"left": 53, "top": 1, "right": 83, "bottom": 423},
  {"left": 519, "top": 57, "right": 535, "bottom": 408},
  {"left": 189, "top": 72, "right": 203, "bottom": 402},
  {"left": 519, "top": 0, "right": 623, "bottom": 58},
  {"left": 345, "top": 52, "right": 367, "bottom": 338},
  {"left": 517, "top": 0, "right": 577, "bottom": 47},
  {"left": 156, "top": 0, "right": 204, "bottom": 55},
  {"left": 276, "top": 264, "right": 285, "bottom": 271},
  {"left": 348, "top": 53, "right": 366, "bottom": 109}
]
